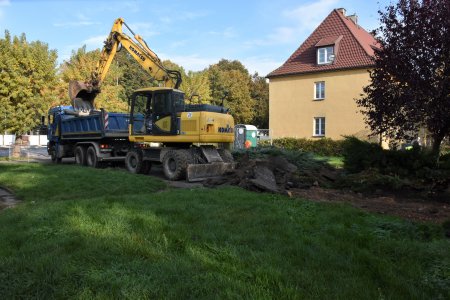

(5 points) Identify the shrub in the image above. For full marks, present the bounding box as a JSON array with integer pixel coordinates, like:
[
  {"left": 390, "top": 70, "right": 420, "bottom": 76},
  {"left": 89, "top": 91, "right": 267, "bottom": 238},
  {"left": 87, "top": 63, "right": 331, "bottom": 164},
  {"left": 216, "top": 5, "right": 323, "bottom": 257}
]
[{"left": 258, "top": 137, "right": 345, "bottom": 156}]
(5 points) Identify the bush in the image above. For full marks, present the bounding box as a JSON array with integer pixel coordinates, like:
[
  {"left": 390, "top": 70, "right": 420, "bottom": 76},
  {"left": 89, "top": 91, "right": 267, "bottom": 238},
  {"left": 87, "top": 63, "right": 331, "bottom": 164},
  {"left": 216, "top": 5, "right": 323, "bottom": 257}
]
[
  {"left": 258, "top": 137, "right": 345, "bottom": 156},
  {"left": 341, "top": 137, "right": 450, "bottom": 192},
  {"left": 342, "top": 137, "right": 439, "bottom": 175}
]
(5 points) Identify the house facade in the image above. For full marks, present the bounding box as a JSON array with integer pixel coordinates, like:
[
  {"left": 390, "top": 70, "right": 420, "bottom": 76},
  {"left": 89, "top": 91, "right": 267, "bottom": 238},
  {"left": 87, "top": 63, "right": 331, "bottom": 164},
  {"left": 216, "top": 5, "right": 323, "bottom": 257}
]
[{"left": 267, "top": 8, "right": 379, "bottom": 140}]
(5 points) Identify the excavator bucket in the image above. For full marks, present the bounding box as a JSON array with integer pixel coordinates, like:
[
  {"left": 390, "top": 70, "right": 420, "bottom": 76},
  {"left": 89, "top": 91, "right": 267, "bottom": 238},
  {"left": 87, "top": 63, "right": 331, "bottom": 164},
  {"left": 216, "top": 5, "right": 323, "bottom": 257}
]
[
  {"left": 186, "top": 162, "right": 234, "bottom": 182},
  {"left": 68, "top": 80, "right": 98, "bottom": 107}
]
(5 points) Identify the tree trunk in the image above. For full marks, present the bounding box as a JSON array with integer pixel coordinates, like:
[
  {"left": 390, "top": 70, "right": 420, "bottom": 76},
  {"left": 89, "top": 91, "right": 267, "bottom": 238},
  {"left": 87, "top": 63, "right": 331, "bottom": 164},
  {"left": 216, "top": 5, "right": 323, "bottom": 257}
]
[
  {"left": 431, "top": 134, "right": 444, "bottom": 162},
  {"left": 12, "top": 135, "right": 22, "bottom": 158}
]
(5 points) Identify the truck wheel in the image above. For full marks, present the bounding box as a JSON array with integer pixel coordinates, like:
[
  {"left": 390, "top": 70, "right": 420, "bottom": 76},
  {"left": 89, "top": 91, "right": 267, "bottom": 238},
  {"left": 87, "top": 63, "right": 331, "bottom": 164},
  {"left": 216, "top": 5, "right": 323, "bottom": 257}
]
[
  {"left": 51, "top": 145, "right": 62, "bottom": 164},
  {"left": 125, "top": 149, "right": 145, "bottom": 174},
  {"left": 218, "top": 149, "right": 234, "bottom": 163},
  {"left": 162, "top": 150, "right": 189, "bottom": 181},
  {"left": 86, "top": 146, "right": 99, "bottom": 168},
  {"left": 75, "top": 146, "right": 87, "bottom": 166}
]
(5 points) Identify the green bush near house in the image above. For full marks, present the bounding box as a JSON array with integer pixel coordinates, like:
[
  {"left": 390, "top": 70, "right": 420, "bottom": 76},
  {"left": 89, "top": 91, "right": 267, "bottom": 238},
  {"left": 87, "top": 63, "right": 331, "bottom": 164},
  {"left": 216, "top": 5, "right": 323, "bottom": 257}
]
[
  {"left": 340, "top": 137, "right": 450, "bottom": 193},
  {"left": 259, "top": 137, "right": 345, "bottom": 156}
]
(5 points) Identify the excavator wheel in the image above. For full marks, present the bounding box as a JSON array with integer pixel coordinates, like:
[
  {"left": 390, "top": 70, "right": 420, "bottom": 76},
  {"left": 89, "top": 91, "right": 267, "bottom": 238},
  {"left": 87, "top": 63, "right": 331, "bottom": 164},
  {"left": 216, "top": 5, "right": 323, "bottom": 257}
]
[
  {"left": 125, "top": 149, "right": 144, "bottom": 174},
  {"left": 162, "top": 150, "right": 191, "bottom": 181}
]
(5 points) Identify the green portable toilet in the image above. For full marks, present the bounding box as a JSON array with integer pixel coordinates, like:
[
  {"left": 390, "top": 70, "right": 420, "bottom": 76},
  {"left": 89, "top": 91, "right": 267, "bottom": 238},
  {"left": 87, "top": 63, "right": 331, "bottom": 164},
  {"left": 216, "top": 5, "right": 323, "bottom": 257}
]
[{"left": 234, "top": 124, "right": 258, "bottom": 149}]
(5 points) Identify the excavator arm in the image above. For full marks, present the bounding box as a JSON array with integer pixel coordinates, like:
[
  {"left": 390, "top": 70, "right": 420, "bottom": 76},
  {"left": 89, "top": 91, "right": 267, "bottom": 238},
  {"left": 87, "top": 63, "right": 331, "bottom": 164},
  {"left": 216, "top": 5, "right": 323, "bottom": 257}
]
[{"left": 68, "top": 18, "right": 182, "bottom": 107}]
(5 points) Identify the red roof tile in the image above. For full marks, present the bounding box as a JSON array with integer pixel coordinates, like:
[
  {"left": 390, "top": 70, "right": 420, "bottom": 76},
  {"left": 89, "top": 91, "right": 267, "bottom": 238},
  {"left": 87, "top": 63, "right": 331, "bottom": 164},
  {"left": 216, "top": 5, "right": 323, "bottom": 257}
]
[{"left": 267, "top": 9, "right": 380, "bottom": 78}]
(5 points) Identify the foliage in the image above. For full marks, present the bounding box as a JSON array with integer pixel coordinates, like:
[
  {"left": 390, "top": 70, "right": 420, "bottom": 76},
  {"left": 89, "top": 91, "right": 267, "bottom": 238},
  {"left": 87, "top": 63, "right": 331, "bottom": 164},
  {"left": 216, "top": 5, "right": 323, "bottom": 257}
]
[
  {"left": 250, "top": 72, "right": 269, "bottom": 128},
  {"left": 259, "top": 137, "right": 345, "bottom": 156},
  {"left": 0, "top": 31, "right": 58, "bottom": 134},
  {"left": 115, "top": 51, "right": 157, "bottom": 101},
  {"left": 0, "top": 163, "right": 449, "bottom": 299},
  {"left": 357, "top": 0, "right": 450, "bottom": 157},
  {"left": 341, "top": 137, "right": 450, "bottom": 192},
  {"left": 182, "top": 70, "right": 212, "bottom": 104},
  {"left": 208, "top": 59, "right": 256, "bottom": 124}
]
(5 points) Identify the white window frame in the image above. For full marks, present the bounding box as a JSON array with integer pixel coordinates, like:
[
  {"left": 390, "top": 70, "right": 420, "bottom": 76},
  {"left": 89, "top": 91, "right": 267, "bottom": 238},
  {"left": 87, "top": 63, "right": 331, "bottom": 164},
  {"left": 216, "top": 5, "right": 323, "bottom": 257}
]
[
  {"left": 314, "top": 81, "right": 325, "bottom": 100},
  {"left": 317, "top": 46, "right": 334, "bottom": 64},
  {"left": 313, "top": 117, "right": 325, "bottom": 137}
]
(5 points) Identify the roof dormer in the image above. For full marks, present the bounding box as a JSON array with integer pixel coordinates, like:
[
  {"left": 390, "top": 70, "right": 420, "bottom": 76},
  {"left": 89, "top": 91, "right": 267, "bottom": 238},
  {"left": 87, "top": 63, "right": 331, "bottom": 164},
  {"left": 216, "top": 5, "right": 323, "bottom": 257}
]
[{"left": 315, "top": 35, "right": 343, "bottom": 65}]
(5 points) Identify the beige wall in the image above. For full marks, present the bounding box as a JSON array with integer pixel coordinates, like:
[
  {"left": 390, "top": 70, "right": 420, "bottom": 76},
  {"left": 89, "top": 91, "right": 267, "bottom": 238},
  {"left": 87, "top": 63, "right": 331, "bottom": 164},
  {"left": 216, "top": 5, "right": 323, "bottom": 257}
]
[{"left": 269, "top": 68, "right": 372, "bottom": 140}]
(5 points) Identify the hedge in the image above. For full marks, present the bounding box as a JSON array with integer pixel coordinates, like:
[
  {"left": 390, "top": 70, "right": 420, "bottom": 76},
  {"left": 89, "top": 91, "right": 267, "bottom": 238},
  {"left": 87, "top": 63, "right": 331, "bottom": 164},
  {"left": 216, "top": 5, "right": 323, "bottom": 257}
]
[{"left": 258, "top": 137, "right": 345, "bottom": 156}]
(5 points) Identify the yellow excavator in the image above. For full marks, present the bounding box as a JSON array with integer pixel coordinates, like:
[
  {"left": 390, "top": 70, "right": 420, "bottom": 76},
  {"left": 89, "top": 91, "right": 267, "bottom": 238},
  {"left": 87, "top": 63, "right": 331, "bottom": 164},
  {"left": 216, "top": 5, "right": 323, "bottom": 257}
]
[{"left": 69, "top": 18, "right": 235, "bottom": 181}]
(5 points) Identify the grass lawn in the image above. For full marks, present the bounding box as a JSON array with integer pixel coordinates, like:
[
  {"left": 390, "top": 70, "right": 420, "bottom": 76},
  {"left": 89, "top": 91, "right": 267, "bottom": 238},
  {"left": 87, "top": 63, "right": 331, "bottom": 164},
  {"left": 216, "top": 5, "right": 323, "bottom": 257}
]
[
  {"left": 0, "top": 163, "right": 449, "bottom": 299},
  {"left": 313, "top": 155, "right": 344, "bottom": 168}
]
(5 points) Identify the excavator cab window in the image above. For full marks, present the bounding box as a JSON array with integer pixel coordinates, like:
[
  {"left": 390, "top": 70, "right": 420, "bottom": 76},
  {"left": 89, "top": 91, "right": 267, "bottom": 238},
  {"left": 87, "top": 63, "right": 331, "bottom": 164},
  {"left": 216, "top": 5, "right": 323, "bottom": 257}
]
[{"left": 131, "top": 93, "right": 152, "bottom": 135}]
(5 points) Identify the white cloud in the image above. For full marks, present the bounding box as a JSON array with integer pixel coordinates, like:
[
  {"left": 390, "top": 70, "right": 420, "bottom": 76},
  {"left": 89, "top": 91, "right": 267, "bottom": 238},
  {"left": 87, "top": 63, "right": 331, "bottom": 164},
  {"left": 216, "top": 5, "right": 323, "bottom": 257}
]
[
  {"left": 241, "top": 56, "right": 283, "bottom": 77},
  {"left": 53, "top": 21, "right": 100, "bottom": 27},
  {"left": 159, "top": 10, "right": 209, "bottom": 24},
  {"left": 82, "top": 35, "right": 107, "bottom": 49},
  {"left": 246, "top": 0, "right": 338, "bottom": 47},
  {"left": 284, "top": 0, "right": 339, "bottom": 32},
  {"left": 0, "top": 0, "right": 10, "bottom": 21},
  {"left": 126, "top": 22, "right": 159, "bottom": 38},
  {"left": 159, "top": 53, "right": 217, "bottom": 72},
  {"left": 53, "top": 13, "right": 100, "bottom": 28},
  {"left": 208, "top": 27, "right": 236, "bottom": 39}
]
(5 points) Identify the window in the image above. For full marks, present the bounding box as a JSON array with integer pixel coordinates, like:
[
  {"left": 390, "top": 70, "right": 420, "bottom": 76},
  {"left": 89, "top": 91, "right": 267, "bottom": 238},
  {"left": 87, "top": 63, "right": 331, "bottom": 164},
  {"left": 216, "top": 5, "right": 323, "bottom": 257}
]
[
  {"left": 317, "top": 46, "right": 334, "bottom": 64},
  {"left": 314, "top": 117, "right": 325, "bottom": 136},
  {"left": 314, "top": 81, "right": 325, "bottom": 99}
]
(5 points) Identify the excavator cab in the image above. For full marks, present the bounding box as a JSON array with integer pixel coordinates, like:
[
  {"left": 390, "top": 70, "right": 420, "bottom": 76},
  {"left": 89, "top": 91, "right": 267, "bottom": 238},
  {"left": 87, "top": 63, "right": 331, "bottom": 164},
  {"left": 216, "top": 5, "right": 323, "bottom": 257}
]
[{"left": 130, "top": 87, "right": 184, "bottom": 136}]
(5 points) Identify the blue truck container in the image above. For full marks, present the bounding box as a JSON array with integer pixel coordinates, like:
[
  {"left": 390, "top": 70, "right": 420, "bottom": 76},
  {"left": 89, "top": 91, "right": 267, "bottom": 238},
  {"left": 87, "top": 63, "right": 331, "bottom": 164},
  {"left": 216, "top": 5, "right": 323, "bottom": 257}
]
[{"left": 47, "top": 106, "right": 132, "bottom": 166}]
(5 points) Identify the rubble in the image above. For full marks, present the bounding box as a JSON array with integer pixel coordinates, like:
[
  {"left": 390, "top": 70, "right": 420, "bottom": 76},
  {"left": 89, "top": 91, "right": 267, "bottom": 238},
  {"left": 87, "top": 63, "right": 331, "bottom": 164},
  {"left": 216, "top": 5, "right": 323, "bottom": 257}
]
[{"left": 204, "top": 153, "right": 339, "bottom": 194}]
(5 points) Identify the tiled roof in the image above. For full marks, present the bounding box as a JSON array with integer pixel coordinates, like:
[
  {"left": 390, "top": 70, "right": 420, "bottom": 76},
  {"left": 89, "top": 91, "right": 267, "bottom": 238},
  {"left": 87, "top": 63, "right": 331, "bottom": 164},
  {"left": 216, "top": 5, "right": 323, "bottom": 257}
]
[{"left": 267, "top": 9, "right": 380, "bottom": 78}]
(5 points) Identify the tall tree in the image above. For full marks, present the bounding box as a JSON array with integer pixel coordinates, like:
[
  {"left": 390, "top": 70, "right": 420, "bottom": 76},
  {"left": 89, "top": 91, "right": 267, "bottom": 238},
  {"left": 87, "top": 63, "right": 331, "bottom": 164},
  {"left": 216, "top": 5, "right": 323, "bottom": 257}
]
[
  {"left": 115, "top": 50, "right": 156, "bottom": 101},
  {"left": 250, "top": 72, "right": 269, "bottom": 128},
  {"left": 208, "top": 59, "right": 255, "bottom": 124},
  {"left": 0, "top": 31, "right": 58, "bottom": 135},
  {"left": 357, "top": 0, "right": 450, "bottom": 156},
  {"left": 182, "top": 70, "right": 212, "bottom": 104}
]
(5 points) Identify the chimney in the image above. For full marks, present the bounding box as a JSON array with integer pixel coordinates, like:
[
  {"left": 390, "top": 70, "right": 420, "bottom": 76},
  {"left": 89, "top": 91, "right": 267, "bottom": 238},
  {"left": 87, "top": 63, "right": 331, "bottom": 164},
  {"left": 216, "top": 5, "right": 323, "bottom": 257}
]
[
  {"left": 336, "top": 8, "right": 346, "bottom": 16},
  {"left": 347, "top": 14, "right": 358, "bottom": 25}
]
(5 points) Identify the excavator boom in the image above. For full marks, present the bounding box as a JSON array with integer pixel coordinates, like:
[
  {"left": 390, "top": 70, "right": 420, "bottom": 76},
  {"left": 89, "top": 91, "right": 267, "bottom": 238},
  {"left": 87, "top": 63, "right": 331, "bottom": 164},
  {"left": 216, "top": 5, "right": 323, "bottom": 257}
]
[{"left": 69, "top": 18, "right": 181, "bottom": 107}]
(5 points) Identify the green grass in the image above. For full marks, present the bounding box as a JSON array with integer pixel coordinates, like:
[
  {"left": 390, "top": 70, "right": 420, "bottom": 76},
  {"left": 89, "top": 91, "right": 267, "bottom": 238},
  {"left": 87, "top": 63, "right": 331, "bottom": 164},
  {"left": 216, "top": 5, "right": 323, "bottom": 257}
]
[
  {"left": 0, "top": 163, "right": 449, "bottom": 299},
  {"left": 314, "top": 155, "right": 344, "bottom": 168}
]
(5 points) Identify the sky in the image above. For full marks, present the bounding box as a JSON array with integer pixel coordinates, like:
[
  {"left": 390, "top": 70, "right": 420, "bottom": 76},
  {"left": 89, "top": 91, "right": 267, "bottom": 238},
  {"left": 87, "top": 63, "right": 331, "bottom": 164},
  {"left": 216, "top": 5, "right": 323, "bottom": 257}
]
[{"left": 0, "top": 0, "right": 391, "bottom": 76}]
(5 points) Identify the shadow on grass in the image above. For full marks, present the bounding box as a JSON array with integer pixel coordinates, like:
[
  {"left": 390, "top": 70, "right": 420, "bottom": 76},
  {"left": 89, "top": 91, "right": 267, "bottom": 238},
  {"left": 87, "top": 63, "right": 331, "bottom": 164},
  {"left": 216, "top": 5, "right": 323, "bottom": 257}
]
[{"left": 0, "top": 185, "right": 449, "bottom": 299}]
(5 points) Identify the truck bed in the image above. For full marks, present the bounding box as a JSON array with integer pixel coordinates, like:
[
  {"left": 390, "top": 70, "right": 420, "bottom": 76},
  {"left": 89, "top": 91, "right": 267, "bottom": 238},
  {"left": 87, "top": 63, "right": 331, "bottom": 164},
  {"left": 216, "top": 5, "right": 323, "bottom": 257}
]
[{"left": 60, "top": 111, "right": 129, "bottom": 140}]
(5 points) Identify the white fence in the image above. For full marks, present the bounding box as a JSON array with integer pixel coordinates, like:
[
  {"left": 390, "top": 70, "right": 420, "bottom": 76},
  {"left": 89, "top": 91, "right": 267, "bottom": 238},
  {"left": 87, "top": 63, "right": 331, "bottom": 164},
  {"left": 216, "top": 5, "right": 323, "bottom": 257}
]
[{"left": 0, "top": 135, "right": 47, "bottom": 146}]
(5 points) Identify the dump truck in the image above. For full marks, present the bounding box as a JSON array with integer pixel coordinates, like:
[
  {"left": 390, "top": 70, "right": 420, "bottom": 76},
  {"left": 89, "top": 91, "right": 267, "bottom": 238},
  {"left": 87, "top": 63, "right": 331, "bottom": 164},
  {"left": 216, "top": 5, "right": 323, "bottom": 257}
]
[
  {"left": 50, "top": 18, "right": 235, "bottom": 181},
  {"left": 47, "top": 106, "right": 130, "bottom": 167}
]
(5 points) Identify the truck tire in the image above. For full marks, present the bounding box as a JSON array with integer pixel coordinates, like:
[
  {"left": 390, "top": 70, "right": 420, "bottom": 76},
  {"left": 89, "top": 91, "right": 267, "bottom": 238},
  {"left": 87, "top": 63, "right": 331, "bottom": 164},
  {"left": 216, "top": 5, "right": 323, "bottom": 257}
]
[
  {"left": 86, "top": 146, "right": 99, "bottom": 168},
  {"left": 51, "top": 145, "right": 62, "bottom": 164},
  {"left": 75, "top": 146, "right": 87, "bottom": 166},
  {"left": 218, "top": 149, "right": 234, "bottom": 163},
  {"left": 162, "top": 150, "right": 189, "bottom": 181},
  {"left": 125, "top": 149, "right": 146, "bottom": 174}
]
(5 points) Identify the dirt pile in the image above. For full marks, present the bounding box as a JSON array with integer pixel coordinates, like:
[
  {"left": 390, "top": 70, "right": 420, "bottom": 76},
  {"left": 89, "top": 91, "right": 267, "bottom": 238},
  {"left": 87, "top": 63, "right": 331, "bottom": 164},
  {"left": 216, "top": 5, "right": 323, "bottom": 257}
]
[{"left": 204, "top": 153, "right": 339, "bottom": 194}]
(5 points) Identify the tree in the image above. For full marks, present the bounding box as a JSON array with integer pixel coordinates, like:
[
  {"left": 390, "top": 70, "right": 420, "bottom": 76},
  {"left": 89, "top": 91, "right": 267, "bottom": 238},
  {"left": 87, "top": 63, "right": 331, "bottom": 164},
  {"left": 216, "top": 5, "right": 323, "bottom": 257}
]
[
  {"left": 357, "top": 0, "right": 450, "bottom": 157},
  {"left": 207, "top": 59, "right": 255, "bottom": 124},
  {"left": 115, "top": 50, "right": 156, "bottom": 101},
  {"left": 0, "top": 31, "right": 58, "bottom": 135},
  {"left": 250, "top": 72, "right": 269, "bottom": 128},
  {"left": 182, "top": 70, "right": 212, "bottom": 104}
]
